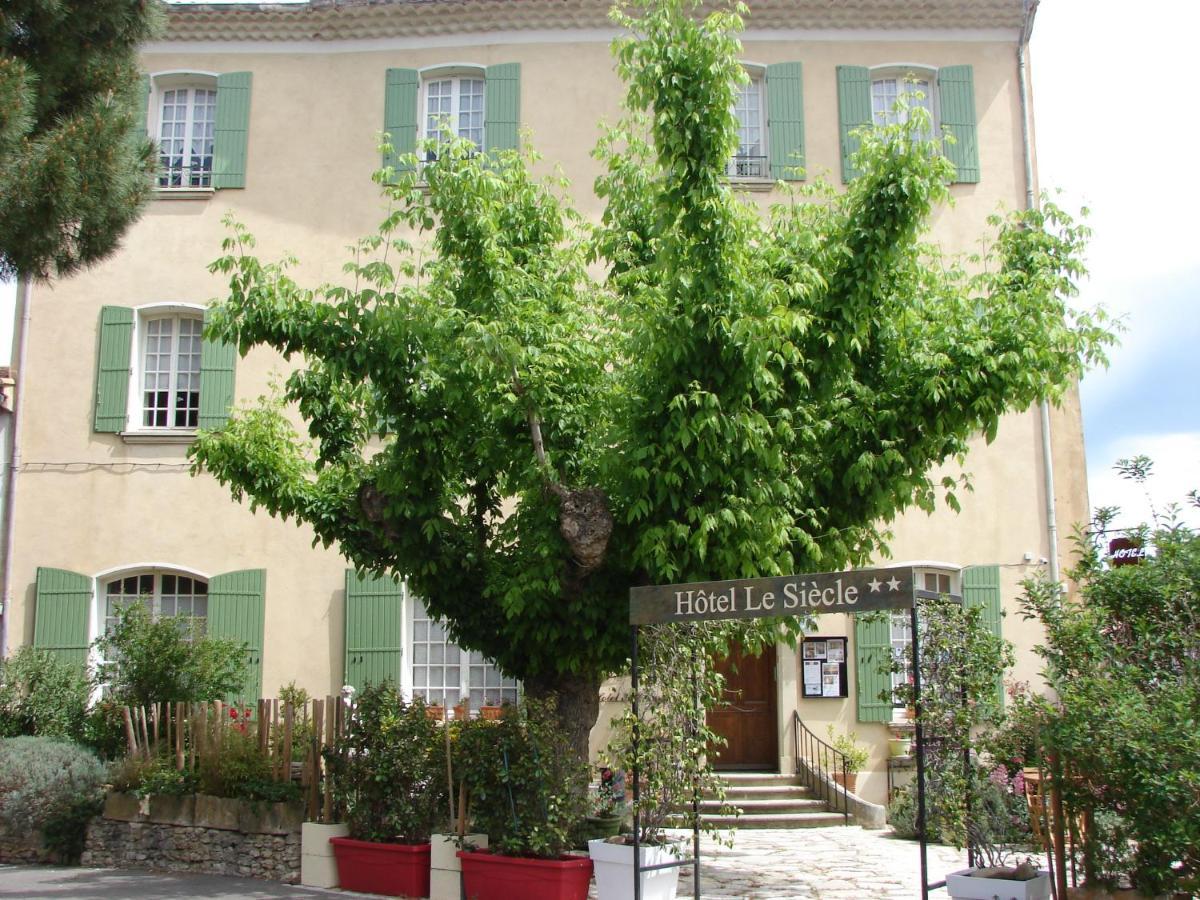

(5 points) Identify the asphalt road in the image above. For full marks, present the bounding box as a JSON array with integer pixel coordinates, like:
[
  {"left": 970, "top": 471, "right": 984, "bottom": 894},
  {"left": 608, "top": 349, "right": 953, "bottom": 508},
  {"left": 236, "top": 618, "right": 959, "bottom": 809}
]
[{"left": 0, "top": 865, "right": 389, "bottom": 899}]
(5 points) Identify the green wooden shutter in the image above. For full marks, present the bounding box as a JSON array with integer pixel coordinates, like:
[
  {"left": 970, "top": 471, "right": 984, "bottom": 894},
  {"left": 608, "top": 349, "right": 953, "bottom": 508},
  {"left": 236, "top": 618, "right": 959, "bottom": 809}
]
[
  {"left": 135, "top": 75, "right": 151, "bottom": 139},
  {"left": 766, "top": 62, "right": 804, "bottom": 181},
  {"left": 383, "top": 68, "right": 419, "bottom": 173},
  {"left": 344, "top": 570, "right": 404, "bottom": 691},
  {"left": 94, "top": 306, "right": 133, "bottom": 433},
  {"left": 198, "top": 309, "right": 236, "bottom": 430},
  {"left": 484, "top": 63, "right": 520, "bottom": 153},
  {"left": 213, "top": 72, "right": 252, "bottom": 189},
  {"left": 963, "top": 565, "right": 1004, "bottom": 709},
  {"left": 208, "top": 569, "right": 265, "bottom": 705},
  {"left": 938, "top": 65, "right": 980, "bottom": 183},
  {"left": 837, "top": 65, "right": 872, "bottom": 183},
  {"left": 33, "top": 568, "right": 92, "bottom": 673},
  {"left": 855, "top": 613, "right": 893, "bottom": 723}
]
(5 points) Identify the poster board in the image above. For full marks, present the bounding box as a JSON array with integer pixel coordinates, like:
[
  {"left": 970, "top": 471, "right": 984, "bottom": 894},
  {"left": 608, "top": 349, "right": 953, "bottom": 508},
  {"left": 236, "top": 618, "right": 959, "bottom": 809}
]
[{"left": 801, "top": 636, "right": 848, "bottom": 698}]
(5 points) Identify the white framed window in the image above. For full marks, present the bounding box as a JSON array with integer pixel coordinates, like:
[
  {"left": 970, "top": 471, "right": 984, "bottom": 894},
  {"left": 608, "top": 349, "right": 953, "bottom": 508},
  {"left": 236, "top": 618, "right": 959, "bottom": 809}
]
[
  {"left": 421, "top": 70, "right": 485, "bottom": 162},
  {"left": 104, "top": 571, "right": 210, "bottom": 634},
  {"left": 139, "top": 313, "right": 202, "bottom": 429},
  {"left": 409, "top": 596, "right": 519, "bottom": 710},
  {"left": 728, "top": 71, "right": 768, "bottom": 179},
  {"left": 156, "top": 81, "right": 217, "bottom": 189},
  {"left": 871, "top": 66, "right": 937, "bottom": 137},
  {"left": 889, "top": 567, "right": 959, "bottom": 703}
]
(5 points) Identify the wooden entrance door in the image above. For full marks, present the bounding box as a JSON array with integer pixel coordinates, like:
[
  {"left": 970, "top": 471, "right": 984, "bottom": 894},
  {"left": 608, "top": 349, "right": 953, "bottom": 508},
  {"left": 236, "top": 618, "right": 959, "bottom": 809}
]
[{"left": 707, "top": 644, "right": 778, "bottom": 771}]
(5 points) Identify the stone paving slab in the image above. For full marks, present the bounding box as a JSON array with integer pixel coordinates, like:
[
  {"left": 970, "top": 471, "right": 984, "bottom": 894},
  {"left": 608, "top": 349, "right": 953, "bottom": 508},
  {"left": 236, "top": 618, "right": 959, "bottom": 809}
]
[
  {"left": 589, "top": 826, "right": 968, "bottom": 899},
  {"left": 2, "top": 826, "right": 967, "bottom": 899}
]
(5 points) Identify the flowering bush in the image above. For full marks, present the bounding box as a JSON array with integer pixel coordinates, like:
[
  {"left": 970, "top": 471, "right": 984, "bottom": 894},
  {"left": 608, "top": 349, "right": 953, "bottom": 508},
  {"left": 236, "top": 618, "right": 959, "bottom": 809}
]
[{"left": 590, "top": 767, "right": 626, "bottom": 818}]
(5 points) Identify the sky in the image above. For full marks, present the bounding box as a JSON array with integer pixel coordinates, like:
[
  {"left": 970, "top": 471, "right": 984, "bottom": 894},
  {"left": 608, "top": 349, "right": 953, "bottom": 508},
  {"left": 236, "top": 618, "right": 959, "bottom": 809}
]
[
  {"left": 1030, "top": 0, "right": 1199, "bottom": 529},
  {"left": 1, "top": 0, "right": 1195, "bottom": 530}
]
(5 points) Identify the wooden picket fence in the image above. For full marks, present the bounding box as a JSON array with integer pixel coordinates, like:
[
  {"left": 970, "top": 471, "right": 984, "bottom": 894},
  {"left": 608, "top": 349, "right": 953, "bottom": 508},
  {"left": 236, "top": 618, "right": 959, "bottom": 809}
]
[{"left": 119, "top": 696, "right": 350, "bottom": 823}]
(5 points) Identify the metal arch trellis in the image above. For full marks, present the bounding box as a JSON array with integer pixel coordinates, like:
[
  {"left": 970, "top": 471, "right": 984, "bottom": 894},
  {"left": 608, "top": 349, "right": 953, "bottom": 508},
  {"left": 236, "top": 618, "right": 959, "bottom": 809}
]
[{"left": 627, "top": 565, "right": 973, "bottom": 900}]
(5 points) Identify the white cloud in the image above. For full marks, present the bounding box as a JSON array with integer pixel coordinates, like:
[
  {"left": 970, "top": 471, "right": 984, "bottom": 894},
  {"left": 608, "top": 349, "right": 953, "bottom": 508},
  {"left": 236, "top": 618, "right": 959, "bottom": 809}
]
[{"left": 1086, "top": 432, "right": 1200, "bottom": 530}]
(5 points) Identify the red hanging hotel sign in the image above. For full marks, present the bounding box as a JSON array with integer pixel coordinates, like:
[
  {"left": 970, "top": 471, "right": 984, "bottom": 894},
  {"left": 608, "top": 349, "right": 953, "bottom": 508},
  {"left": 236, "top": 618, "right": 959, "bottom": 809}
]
[
  {"left": 629, "top": 566, "right": 928, "bottom": 625},
  {"left": 1107, "top": 537, "right": 1146, "bottom": 567}
]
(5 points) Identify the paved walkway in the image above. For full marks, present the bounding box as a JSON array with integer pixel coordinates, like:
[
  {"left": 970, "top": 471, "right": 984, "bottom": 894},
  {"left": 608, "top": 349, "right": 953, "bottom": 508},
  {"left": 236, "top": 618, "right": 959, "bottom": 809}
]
[
  {"left": 0, "top": 865, "right": 385, "bottom": 899},
  {"left": 1, "top": 827, "right": 965, "bottom": 899},
  {"left": 591, "top": 826, "right": 968, "bottom": 899},
  {"left": 702, "top": 827, "right": 967, "bottom": 898}
]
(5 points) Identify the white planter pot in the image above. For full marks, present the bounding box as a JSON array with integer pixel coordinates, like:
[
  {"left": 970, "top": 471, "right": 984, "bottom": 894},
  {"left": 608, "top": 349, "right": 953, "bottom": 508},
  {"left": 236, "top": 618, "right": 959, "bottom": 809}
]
[
  {"left": 430, "top": 832, "right": 488, "bottom": 900},
  {"left": 588, "top": 838, "right": 681, "bottom": 900},
  {"left": 946, "top": 867, "right": 1051, "bottom": 900},
  {"left": 300, "top": 822, "right": 349, "bottom": 888}
]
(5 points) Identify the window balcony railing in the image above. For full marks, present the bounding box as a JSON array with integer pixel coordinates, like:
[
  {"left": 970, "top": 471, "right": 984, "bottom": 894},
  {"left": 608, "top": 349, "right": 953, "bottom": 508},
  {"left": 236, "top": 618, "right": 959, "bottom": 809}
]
[
  {"left": 157, "top": 160, "right": 213, "bottom": 190},
  {"left": 726, "top": 154, "right": 769, "bottom": 179}
]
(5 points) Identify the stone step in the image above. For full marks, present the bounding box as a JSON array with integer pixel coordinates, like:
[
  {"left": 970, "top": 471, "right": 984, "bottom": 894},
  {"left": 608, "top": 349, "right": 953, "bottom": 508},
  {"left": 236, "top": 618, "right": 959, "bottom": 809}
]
[
  {"left": 713, "top": 772, "right": 803, "bottom": 788},
  {"left": 700, "top": 797, "right": 829, "bottom": 814},
  {"left": 709, "top": 785, "right": 815, "bottom": 801},
  {"left": 702, "top": 811, "right": 849, "bottom": 829}
]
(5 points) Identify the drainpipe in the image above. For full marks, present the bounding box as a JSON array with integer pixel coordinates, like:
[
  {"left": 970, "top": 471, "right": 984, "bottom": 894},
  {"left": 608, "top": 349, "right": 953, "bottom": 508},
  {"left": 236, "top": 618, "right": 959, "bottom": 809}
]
[
  {"left": 0, "top": 275, "right": 32, "bottom": 659},
  {"left": 1016, "top": 0, "right": 1060, "bottom": 587}
]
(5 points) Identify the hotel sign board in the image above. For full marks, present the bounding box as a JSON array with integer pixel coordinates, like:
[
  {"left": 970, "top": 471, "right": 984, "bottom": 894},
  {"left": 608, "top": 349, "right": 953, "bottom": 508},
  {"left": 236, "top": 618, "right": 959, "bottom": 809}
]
[{"left": 629, "top": 566, "right": 920, "bottom": 626}]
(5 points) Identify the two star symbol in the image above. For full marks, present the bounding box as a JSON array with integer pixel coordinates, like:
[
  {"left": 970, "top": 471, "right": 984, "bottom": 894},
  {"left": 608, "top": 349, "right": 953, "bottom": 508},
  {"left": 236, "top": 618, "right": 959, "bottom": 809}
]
[{"left": 867, "top": 575, "right": 903, "bottom": 593}]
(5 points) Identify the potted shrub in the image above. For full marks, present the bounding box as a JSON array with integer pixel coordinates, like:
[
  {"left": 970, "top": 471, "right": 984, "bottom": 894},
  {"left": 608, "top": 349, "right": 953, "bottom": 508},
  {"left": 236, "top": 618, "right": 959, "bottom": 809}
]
[
  {"left": 324, "top": 682, "right": 445, "bottom": 898},
  {"left": 945, "top": 860, "right": 1050, "bottom": 900},
  {"left": 478, "top": 697, "right": 504, "bottom": 721},
  {"left": 887, "top": 726, "right": 913, "bottom": 758},
  {"left": 579, "top": 766, "right": 626, "bottom": 843},
  {"left": 591, "top": 626, "right": 734, "bottom": 900},
  {"left": 454, "top": 697, "right": 592, "bottom": 900},
  {"left": 827, "top": 726, "right": 869, "bottom": 794},
  {"left": 944, "top": 765, "right": 1048, "bottom": 899}
]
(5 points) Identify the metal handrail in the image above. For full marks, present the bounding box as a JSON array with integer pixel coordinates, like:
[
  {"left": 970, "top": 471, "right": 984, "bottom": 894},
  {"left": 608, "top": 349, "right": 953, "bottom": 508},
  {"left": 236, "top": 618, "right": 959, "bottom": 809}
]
[
  {"left": 791, "top": 711, "right": 850, "bottom": 825},
  {"left": 725, "top": 154, "right": 769, "bottom": 178}
]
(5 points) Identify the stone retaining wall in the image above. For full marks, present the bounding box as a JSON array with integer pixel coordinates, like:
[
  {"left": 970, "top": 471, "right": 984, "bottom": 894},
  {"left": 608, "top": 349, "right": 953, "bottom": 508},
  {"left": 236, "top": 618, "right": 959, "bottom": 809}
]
[
  {"left": 0, "top": 831, "right": 56, "bottom": 864},
  {"left": 80, "top": 793, "right": 303, "bottom": 883}
]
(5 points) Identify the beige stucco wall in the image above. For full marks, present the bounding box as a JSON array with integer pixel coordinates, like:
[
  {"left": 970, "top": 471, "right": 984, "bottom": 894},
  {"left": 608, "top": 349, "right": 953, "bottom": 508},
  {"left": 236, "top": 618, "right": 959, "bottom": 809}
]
[{"left": 7, "top": 26, "right": 1087, "bottom": 810}]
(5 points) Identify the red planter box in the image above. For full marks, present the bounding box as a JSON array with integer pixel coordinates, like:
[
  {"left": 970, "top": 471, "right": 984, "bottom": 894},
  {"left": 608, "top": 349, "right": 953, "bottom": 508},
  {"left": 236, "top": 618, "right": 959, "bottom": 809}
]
[
  {"left": 330, "top": 836, "right": 431, "bottom": 898},
  {"left": 457, "top": 849, "right": 593, "bottom": 900}
]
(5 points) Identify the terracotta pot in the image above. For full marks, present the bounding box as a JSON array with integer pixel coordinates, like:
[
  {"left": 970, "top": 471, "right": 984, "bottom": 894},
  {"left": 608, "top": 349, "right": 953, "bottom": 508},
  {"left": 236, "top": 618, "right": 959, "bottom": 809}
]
[
  {"left": 479, "top": 705, "right": 504, "bottom": 721},
  {"left": 458, "top": 848, "right": 593, "bottom": 900},
  {"left": 832, "top": 771, "right": 858, "bottom": 793},
  {"left": 330, "top": 836, "right": 431, "bottom": 898}
]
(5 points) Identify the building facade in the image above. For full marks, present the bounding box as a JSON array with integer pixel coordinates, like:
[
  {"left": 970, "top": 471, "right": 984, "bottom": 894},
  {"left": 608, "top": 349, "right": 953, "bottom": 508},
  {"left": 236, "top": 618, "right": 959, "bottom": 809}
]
[{"left": 3, "top": 0, "right": 1085, "bottom": 808}]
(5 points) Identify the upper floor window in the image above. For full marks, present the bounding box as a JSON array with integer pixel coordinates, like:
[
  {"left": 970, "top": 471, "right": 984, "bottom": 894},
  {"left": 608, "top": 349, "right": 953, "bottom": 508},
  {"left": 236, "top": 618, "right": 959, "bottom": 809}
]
[
  {"left": 141, "top": 314, "right": 202, "bottom": 429},
  {"left": 157, "top": 83, "right": 217, "bottom": 188},
  {"left": 421, "top": 71, "right": 485, "bottom": 162},
  {"left": 724, "top": 62, "right": 804, "bottom": 184},
  {"left": 93, "top": 304, "right": 236, "bottom": 440},
  {"left": 146, "top": 71, "right": 253, "bottom": 192},
  {"left": 838, "top": 63, "right": 979, "bottom": 184},
  {"left": 871, "top": 68, "right": 936, "bottom": 138},
  {"left": 729, "top": 71, "right": 768, "bottom": 179}
]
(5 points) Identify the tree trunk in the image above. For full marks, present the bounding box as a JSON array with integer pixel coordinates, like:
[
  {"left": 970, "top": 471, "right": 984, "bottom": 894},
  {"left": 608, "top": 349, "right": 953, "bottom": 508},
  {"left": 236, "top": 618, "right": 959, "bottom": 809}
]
[{"left": 525, "top": 669, "right": 603, "bottom": 768}]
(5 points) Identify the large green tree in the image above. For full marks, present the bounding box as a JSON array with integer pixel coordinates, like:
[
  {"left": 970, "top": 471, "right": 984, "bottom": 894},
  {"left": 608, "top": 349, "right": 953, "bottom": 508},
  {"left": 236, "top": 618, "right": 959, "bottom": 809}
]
[
  {"left": 0, "top": 0, "right": 160, "bottom": 280},
  {"left": 191, "top": 0, "right": 1111, "bottom": 756}
]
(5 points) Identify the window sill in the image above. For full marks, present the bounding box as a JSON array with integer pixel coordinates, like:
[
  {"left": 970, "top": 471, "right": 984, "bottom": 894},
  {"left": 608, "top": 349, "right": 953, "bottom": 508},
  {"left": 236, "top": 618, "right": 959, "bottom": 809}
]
[
  {"left": 726, "top": 177, "right": 775, "bottom": 193},
  {"left": 120, "top": 430, "right": 198, "bottom": 445},
  {"left": 153, "top": 188, "right": 215, "bottom": 201}
]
